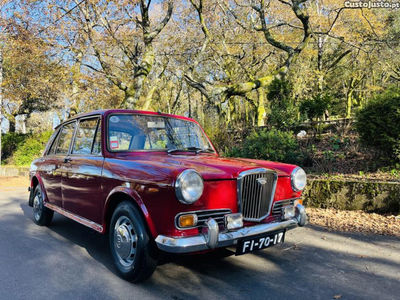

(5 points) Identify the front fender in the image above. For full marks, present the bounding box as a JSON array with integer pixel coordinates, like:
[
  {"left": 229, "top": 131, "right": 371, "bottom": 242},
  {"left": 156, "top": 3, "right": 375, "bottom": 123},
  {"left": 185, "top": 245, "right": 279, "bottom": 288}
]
[{"left": 104, "top": 186, "right": 157, "bottom": 238}]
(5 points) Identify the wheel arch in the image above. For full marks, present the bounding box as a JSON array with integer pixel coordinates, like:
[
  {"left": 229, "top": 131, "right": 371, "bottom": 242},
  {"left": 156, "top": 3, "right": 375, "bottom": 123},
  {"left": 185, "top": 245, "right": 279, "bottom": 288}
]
[
  {"left": 104, "top": 187, "right": 157, "bottom": 238},
  {"left": 29, "top": 174, "right": 45, "bottom": 207}
]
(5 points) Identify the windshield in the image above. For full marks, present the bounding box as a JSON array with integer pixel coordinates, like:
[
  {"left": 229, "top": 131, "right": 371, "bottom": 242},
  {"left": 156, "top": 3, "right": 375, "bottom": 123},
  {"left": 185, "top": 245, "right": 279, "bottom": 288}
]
[{"left": 107, "top": 114, "right": 214, "bottom": 152}]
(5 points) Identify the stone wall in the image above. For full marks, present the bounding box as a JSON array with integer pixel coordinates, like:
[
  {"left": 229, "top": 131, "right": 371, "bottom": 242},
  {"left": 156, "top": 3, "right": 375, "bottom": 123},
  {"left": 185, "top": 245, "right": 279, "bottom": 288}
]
[
  {"left": 304, "top": 179, "right": 400, "bottom": 214},
  {"left": 0, "top": 167, "right": 30, "bottom": 177}
]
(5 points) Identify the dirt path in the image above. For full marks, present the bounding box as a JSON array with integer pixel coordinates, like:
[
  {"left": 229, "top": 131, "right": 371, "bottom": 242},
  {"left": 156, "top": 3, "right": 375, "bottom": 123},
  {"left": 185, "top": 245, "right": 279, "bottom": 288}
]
[{"left": 0, "top": 176, "right": 29, "bottom": 190}]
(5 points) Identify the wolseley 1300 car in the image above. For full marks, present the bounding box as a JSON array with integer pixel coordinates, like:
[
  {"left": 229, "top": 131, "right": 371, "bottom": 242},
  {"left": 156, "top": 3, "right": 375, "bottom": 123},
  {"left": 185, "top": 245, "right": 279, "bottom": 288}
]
[{"left": 29, "top": 109, "right": 307, "bottom": 282}]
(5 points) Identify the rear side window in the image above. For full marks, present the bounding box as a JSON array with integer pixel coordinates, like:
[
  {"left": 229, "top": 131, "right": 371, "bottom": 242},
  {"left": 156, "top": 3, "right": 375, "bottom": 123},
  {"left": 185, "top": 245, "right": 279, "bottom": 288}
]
[
  {"left": 55, "top": 122, "right": 76, "bottom": 155},
  {"left": 72, "top": 118, "right": 99, "bottom": 155}
]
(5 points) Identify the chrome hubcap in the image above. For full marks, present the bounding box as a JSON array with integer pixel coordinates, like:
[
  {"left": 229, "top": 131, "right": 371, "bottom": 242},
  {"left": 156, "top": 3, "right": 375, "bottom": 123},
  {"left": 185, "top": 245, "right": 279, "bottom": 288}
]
[
  {"left": 33, "top": 194, "right": 42, "bottom": 221},
  {"left": 114, "top": 216, "right": 137, "bottom": 267}
]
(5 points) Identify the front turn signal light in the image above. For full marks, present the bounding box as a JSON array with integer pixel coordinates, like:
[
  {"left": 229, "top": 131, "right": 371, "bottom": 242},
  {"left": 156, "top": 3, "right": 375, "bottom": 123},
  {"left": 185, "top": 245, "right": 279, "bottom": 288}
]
[
  {"left": 178, "top": 214, "right": 198, "bottom": 228},
  {"left": 294, "top": 199, "right": 303, "bottom": 206}
]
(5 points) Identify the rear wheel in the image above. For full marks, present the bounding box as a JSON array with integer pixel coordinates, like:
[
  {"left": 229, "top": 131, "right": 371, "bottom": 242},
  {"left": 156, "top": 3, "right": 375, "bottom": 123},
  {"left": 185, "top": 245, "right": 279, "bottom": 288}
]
[
  {"left": 109, "top": 201, "right": 158, "bottom": 283},
  {"left": 32, "top": 186, "right": 54, "bottom": 226}
]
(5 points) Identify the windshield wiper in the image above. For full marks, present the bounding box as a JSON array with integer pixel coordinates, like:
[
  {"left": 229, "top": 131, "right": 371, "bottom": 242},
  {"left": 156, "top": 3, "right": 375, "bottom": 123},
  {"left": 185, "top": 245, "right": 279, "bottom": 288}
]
[
  {"left": 195, "top": 148, "right": 215, "bottom": 154},
  {"left": 167, "top": 147, "right": 215, "bottom": 154}
]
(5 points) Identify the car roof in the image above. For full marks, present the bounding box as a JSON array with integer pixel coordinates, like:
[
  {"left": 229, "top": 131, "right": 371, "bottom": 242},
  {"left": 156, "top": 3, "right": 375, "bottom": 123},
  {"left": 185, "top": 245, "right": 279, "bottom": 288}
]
[{"left": 55, "top": 109, "right": 198, "bottom": 129}]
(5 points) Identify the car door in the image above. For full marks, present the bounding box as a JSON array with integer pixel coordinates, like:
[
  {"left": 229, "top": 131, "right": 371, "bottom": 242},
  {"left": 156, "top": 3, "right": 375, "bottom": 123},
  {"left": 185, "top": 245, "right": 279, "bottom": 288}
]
[
  {"left": 37, "top": 128, "right": 63, "bottom": 207},
  {"left": 40, "top": 122, "right": 76, "bottom": 207},
  {"left": 61, "top": 116, "right": 104, "bottom": 224}
]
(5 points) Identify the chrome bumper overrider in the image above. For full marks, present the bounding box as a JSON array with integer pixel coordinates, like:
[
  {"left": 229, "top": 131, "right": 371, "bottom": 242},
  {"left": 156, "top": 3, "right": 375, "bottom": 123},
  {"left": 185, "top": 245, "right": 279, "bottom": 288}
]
[{"left": 155, "top": 204, "right": 307, "bottom": 254}]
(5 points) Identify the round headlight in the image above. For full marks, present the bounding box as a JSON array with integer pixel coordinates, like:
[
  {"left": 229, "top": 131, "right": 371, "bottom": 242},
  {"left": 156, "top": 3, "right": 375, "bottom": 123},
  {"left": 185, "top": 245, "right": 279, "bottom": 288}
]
[
  {"left": 175, "top": 169, "right": 204, "bottom": 204},
  {"left": 291, "top": 167, "right": 307, "bottom": 191}
]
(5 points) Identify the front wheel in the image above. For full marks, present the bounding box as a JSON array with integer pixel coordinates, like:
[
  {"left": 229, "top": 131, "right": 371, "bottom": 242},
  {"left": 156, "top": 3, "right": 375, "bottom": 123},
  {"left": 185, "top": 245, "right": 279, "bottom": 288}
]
[
  {"left": 32, "top": 186, "right": 54, "bottom": 226},
  {"left": 109, "top": 201, "right": 158, "bottom": 283}
]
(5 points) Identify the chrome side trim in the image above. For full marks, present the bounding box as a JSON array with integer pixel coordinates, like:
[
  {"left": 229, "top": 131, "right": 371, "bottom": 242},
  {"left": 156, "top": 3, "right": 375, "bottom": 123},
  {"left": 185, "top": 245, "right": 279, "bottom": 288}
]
[{"left": 44, "top": 202, "right": 103, "bottom": 233}]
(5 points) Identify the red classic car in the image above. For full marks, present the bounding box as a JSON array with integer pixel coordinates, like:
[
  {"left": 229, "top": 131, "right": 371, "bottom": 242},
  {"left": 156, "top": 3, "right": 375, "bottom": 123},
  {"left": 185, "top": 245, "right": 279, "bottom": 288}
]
[{"left": 29, "top": 109, "right": 307, "bottom": 282}]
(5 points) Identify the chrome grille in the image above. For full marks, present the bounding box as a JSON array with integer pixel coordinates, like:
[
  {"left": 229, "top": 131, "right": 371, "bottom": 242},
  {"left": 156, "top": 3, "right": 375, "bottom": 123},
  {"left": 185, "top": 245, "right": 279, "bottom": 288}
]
[
  {"left": 237, "top": 168, "right": 278, "bottom": 221},
  {"left": 175, "top": 209, "right": 231, "bottom": 230},
  {"left": 272, "top": 198, "right": 296, "bottom": 215}
]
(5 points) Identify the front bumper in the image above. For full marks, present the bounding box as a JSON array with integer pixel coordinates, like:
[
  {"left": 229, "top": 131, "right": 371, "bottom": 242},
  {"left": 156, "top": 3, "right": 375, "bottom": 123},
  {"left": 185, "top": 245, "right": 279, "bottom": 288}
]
[{"left": 155, "top": 204, "right": 307, "bottom": 254}]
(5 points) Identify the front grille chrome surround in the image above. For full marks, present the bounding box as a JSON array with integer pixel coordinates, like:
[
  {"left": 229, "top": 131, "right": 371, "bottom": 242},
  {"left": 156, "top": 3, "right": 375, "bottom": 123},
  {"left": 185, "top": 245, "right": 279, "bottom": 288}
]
[
  {"left": 175, "top": 209, "right": 231, "bottom": 230},
  {"left": 237, "top": 168, "right": 278, "bottom": 222},
  {"left": 272, "top": 198, "right": 299, "bottom": 216}
]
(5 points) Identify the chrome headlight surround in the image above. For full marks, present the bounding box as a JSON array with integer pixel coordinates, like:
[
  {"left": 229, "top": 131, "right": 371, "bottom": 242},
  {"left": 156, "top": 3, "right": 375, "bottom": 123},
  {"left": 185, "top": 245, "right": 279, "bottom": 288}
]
[
  {"left": 175, "top": 169, "right": 204, "bottom": 204},
  {"left": 291, "top": 167, "right": 307, "bottom": 192}
]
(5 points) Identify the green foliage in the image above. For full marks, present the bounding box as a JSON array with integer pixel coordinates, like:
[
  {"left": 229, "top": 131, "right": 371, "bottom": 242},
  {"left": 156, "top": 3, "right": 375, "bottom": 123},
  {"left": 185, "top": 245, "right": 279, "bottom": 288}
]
[
  {"left": 1, "top": 133, "right": 27, "bottom": 164},
  {"left": 267, "top": 78, "right": 299, "bottom": 129},
  {"left": 2, "top": 131, "right": 52, "bottom": 166},
  {"left": 225, "top": 128, "right": 300, "bottom": 164},
  {"left": 300, "top": 94, "right": 331, "bottom": 121},
  {"left": 329, "top": 135, "right": 350, "bottom": 151},
  {"left": 356, "top": 87, "right": 400, "bottom": 161}
]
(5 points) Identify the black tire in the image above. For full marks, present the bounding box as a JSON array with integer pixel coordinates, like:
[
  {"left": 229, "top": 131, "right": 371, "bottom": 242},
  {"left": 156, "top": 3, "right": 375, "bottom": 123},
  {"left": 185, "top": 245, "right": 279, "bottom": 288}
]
[
  {"left": 32, "top": 186, "right": 54, "bottom": 226},
  {"left": 109, "top": 201, "right": 158, "bottom": 283}
]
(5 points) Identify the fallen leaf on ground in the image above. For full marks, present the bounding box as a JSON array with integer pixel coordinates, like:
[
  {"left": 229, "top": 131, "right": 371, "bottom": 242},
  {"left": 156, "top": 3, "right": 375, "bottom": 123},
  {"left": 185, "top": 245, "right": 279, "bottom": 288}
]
[
  {"left": 307, "top": 208, "right": 400, "bottom": 237},
  {"left": 282, "top": 242, "right": 301, "bottom": 252}
]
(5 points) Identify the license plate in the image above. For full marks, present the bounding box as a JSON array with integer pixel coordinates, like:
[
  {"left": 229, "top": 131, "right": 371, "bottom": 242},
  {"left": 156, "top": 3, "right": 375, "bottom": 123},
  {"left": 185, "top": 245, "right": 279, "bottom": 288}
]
[{"left": 236, "top": 231, "right": 285, "bottom": 255}]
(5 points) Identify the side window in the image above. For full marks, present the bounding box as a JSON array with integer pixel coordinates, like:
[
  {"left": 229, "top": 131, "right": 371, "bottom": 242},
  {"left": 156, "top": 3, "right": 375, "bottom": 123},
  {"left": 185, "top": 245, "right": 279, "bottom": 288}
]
[
  {"left": 92, "top": 121, "right": 102, "bottom": 155},
  {"left": 47, "top": 130, "right": 60, "bottom": 156},
  {"left": 72, "top": 118, "right": 99, "bottom": 155},
  {"left": 55, "top": 122, "right": 76, "bottom": 155}
]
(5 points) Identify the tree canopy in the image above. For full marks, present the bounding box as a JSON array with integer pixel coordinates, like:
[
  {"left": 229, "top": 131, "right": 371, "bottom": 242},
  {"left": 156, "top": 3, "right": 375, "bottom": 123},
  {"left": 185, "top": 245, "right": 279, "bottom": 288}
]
[{"left": 0, "top": 0, "right": 398, "bottom": 131}]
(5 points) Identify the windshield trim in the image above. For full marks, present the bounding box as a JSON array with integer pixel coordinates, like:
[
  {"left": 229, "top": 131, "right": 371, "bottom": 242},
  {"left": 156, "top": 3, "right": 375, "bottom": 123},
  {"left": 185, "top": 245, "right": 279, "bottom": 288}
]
[{"left": 105, "top": 113, "right": 216, "bottom": 154}]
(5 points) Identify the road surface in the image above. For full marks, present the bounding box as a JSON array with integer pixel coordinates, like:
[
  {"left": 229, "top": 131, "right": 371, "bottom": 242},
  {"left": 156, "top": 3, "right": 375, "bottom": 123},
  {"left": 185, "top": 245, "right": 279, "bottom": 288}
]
[{"left": 0, "top": 187, "right": 399, "bottom": 300}]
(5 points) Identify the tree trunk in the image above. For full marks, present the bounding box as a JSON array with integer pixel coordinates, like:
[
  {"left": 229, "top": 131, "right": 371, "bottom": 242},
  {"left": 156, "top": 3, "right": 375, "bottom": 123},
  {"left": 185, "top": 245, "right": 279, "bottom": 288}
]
[
  {"left": 8, "top": 114, "right": 16, "bottom": 133},
  {"left": 70, "top": 52, "right": 83, "bottom": 117},
  {"left": 21, "top": 115, "right": 27, "bottom": 134},
  {"left": 346, "top": 89, "right": 354, "bottom": 119},
  {"left": 256, "top": 88, "right": 266, "bottom": 126}
]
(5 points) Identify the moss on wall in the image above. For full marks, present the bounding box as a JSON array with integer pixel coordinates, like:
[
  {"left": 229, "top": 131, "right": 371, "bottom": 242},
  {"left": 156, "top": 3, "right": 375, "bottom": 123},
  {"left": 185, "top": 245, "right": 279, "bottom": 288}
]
[{"left": 304, "top": 179, "right": 400, "bottom": 214}]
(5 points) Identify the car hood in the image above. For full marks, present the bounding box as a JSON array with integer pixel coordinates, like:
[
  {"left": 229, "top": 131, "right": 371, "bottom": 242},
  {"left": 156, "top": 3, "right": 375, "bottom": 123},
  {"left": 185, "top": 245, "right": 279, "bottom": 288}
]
[{"left": 145, "top": 154, "right": 295, "bottom": 181}]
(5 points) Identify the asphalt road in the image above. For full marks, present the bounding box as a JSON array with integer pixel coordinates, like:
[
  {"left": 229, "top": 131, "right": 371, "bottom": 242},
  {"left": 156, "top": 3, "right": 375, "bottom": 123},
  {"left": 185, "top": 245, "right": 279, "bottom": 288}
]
[{"left": 0, "top": 187, "right": 399, "bottom": 300}]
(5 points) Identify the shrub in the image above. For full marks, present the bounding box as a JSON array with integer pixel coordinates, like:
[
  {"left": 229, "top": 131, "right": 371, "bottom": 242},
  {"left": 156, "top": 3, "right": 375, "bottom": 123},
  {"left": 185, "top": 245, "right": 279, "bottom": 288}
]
[
  {"left": 8, "top": 131, "right": 52, "bottom": 166},
  {"left": 356, "top": 87, "right": 400, "bottom": 161},
  {"left": 225, "top": 128, "right": 300, "bottom": 164},
  {"left": 300, "top": 94, "right": 331, "bottom": 122},
  {"left": 1, "top": 132, "right": 27, "bottom": 164}
]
